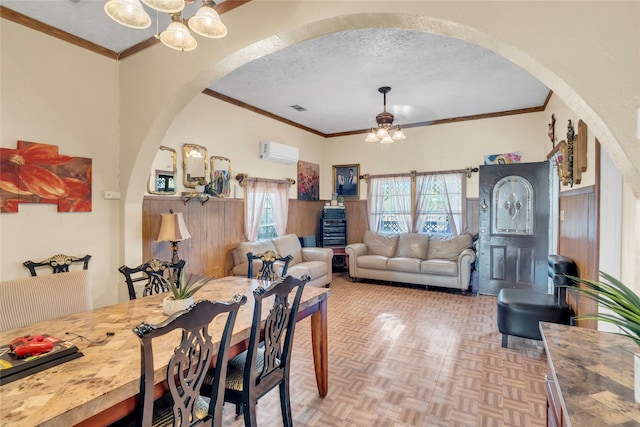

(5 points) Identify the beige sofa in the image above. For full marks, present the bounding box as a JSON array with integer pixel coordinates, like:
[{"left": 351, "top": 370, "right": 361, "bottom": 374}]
[
  {"left": 346, "top": 231, "right": 475, "bottom": 291},
  {"left": 231, "top": 234, "right": 333, "bottom": 288}
]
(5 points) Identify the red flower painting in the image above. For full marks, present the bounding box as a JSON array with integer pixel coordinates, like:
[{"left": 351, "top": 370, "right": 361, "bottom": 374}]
[{"left": 0, "top": 141, "right": 92, "bottom": 213}]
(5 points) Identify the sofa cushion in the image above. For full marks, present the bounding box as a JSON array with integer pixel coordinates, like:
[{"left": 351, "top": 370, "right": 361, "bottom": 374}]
[
  {"left": 427, "top": 234, "right": 472, "bottom": 260},
  {"left": 272, "top": 234, "right": 303, "bottom": 266},
  {"left": 421, "top": 259, "right": 458, "bottom": 276},
  {"left": 357, "top": 255, "right": 389, "bottom": 270},
  {"left": 300, "top": 260, "right": 327, "bottom": 279},
  {"left": 363, "top": 231, "right": 399, "bottom": 258},
  {"left": 238, "top": 240, "right": 277, "bottom": 265},
  {"left": 387, "top": 257, "right": 422, "bottom": 273},
  {"left": 395, "top": 233, "right": 429, "bottom": 259}
]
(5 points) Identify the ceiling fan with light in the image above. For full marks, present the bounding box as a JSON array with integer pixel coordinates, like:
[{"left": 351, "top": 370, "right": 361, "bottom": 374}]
[
  {"left": 365, "top": 86, "right": 406, "bottom": 144},
  {"left": 104, "top": 0, "right": 227, "bottom": 52}
]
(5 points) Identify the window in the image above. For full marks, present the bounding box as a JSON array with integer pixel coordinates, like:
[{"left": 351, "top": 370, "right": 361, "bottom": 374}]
[
  {"left": 367, "top": 172, "right": 464, "bottom": 236},
  {"left": 415, "top": 174, "right": 463, "bottom": 235},
  {"left": 257, "top": 195, "right": 278, "bottom": 240},
  {"left": 367, "top": 176, "right": 412, "bottom": 233},
  {"left": 244, "top": 179, "right": 290, "bottom": 241}
]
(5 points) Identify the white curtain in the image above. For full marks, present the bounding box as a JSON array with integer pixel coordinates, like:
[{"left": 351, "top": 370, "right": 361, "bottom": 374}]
[
  {"left": 414, "top": 173, "right": 463, "bottom": 235},
  {"left": 367, "top": 176, "right": 412, "bottom": 233},
  {"left": 244, "top": 180, "right": 269, "bottom": 241},
  {"left": 271, "top": 181, "right": 290, "bottom": 237},
  {"left": 367, "top": 178, "right": 385, "bottom": 232}
]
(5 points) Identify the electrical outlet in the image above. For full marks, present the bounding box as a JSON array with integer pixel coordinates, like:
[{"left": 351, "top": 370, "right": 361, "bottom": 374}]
[
  {"left": 104, "top": 191, "right": 121, "bottom": 200},
  {"left": 560, "top": 210, "right": 565, "bottom": 221}
]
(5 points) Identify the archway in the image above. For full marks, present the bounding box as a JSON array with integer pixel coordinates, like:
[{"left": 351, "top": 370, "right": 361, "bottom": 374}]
[{"left": 122, "top": 7, "right": 634, "bottom": 269}]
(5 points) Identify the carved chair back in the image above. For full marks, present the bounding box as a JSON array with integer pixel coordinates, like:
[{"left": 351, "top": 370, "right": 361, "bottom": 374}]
[
  {"left": 132, "top": 296, "right": 247, "bottom": 427},
  {"left": 23, "top": 254, "right": 91, "bottom": 276},
  {"left": 246, "top": 250, "right": 292, "bottom": 281},
  {"left": 118, "top": 259, "right": 185, "bottom": 300}
]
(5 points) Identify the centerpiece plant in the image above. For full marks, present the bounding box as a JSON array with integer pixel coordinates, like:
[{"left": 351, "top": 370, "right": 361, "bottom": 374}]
[
  {"left": 160, "top": 270, "right": 212, "bottom": 315},
  {"left": 567, "top": 271, "right": 640, "bottom": 345},
  {"left": 566, "top": 271, "right": 640, "bottom": 402}
]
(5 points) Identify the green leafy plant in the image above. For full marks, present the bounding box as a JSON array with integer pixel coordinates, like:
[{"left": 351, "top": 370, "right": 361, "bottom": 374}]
[
  {"left": 161, "top": 269, "right": 212, "bottom": 300},
  {"left": 566, "top": 271, "right": 640, "bottom": 346}
]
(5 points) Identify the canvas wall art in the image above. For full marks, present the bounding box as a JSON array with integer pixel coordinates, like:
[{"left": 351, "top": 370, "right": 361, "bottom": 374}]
[
  {"left": 484, "top": 151, "right": 521, "bottom": 165},
  {"left": 0, "top": 140, "right": 92, "bottom": 213},
  {"left": 297, "top": 160, "right": 319, "bottom": 201}
]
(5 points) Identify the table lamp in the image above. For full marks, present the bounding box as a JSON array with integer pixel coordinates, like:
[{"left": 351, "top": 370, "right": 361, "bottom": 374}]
[{"left": 156, "top": 209, "right": 191, "bottom": 264}]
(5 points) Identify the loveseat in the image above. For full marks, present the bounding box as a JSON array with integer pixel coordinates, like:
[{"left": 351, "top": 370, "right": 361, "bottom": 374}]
[
  {"left": 346, "top": 231, "right": 475, "bottom": 291},
  {"left": 231, "top": 234, "right": 333, "bottom": 288}
]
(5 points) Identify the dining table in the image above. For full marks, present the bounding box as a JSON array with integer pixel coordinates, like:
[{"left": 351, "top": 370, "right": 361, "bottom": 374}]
[{"left": 0, "top": 276, "right": 331, "bottom": 426}]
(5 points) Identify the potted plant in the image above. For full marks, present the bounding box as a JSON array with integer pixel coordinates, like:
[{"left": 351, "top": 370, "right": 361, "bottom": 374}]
[
  {"left": 195, "top": 179, "right": 206, "bottom": 193},
  {"left": 160, "top": 270, "right": 211, "bottom": 316},
  {"left": 566, "top": 271, "right": 640, "bottom": 402}
]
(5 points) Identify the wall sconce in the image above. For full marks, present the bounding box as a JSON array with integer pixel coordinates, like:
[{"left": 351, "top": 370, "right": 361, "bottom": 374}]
[
  {"left": 465, "top": 167, "right": 479, "bottom": 178},
  {"left": 156, "top": 209, "right": 191, "bottom": 264}
]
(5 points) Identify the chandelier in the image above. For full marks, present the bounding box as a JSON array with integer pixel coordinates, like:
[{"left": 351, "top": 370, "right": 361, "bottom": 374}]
[
  {"left": 365, "top": 86, "right": 406, "bottom": 144},
  {"left": 104, "top": 0, "right": 227, "bottom": 52}
]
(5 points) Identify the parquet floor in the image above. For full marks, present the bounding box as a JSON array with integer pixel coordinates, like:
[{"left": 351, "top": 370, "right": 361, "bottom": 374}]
[{"left": 219, "top": 273, "right": 548, "bottom": 426}]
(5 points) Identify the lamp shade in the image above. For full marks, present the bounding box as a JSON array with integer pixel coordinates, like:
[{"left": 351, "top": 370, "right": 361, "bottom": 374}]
[
  {"left": 156, "top": 212, "right": 191, "bottom": 242},
  {"left": 141, "top": 0, "right": 185, "bottom": 13},
  {"left": 188, "top": 5, "right": 227, "bottom": 38},
  {"left": 104, "top": 0, "right": 151, "bottom": 29},
  {"left": 160, "top": 20, "right": 198, "bottom": 51}
]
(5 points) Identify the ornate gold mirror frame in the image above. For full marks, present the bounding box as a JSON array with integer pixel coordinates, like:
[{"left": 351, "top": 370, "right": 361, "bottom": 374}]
[
  {"left": 183, "top": 144, "right": 208, "bottom": 188},
  {"left": 148, "top": 146, "right": 177, "bottom": 195}
]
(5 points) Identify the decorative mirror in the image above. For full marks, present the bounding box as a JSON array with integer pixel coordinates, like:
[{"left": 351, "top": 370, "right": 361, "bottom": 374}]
[
  {"left": 148, "top": 146, "right": 176, "bottom": 194},
  {"left": 209, "top": 156, "right": 231, "bottom": 197},
  {"left": 183, "top": 144, "right": 208, "bottom": 188}
]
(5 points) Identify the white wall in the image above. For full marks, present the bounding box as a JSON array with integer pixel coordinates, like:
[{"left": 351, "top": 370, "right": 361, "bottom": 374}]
[
  {"left": 325, "top": 113, "right": 547, "bottom": 200},
  {"left": 0, "top": 20, "right": 121, "bottom": 306},
  {"left": 154, "top": 94, "right": 326, "bottom": 200}
]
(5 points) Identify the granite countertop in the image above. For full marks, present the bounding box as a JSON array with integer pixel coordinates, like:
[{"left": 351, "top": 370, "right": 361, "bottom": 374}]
[{"left": 540, "top": 322, "right": 640, "bottom": 426}]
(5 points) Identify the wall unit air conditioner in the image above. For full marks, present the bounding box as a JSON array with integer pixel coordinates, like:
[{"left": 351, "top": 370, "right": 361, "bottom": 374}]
[{"left": 259, "top": 140, "right": 299, "bottom": 164}]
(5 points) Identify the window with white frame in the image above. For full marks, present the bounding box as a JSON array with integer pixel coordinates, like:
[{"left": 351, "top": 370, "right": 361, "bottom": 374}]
[
  {"left": 414, "top": 174, "right": 463, "bottom": 235},
  {"left": 244, "top": 179, "right": 290, "bottom": 241},
  {"left": 257, "top": 195, "right": 278, "bottom": 240},
  {"left": 367, "top": 172, "right": 464, "bottom": 236}
]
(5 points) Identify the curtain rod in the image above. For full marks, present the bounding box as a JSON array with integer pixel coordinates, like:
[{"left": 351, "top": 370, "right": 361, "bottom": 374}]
[
  {"left": 235, "top": 173, "right": 295, "bottom": 187},
  {"left": 361, "top": 168, "right": 472, "bottom": 181}
]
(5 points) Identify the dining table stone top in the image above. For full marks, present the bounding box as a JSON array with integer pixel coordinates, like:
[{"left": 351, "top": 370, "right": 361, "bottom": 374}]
[
  {"left": 0, "top": 276, "right": 330, "bottom": 427},
  {"left": 540, "top": 322, "right": 640, "bottom": 427}
]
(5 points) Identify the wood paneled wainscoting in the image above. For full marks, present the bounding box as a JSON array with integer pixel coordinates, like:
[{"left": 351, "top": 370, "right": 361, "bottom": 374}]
[
  {"left": 558, "top": 185, "right": 599, "bottom": 329},
  {"left": 143, "top": 197, "right": 329, "bottom": 278}
]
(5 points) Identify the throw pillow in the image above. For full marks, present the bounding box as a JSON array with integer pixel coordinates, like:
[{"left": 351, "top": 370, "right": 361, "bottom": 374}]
[
  {"left": 395, "top": 233, "right": 429, "bottom": 259},
  {"left": 363, "top": 231, "right": 399, "bottom": 258},
  {"left": 427, "top": 234, "right": 472, "bottom": 260},
  {"left": 272, "top": 234, "right": 303, "bottom": 266}
]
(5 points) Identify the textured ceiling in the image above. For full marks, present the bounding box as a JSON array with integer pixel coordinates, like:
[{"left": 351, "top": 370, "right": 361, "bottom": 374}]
[{"left": 1, "top": 2, "right": 550, "bottom": 136}]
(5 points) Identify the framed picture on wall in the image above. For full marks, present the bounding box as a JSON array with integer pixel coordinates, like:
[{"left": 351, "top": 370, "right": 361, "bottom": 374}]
[{"left": 332, "top": 164, "right": 359, "bottom": 199}]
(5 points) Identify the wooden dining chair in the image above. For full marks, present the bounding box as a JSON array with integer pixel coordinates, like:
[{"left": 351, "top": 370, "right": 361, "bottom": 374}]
[
  {"left": 118, "top": 259, "right": 185, "bottom": 300},
  {"left": 110, "top": 296, "right": 247, "bottom": 427},
  {"left": 246, "top": 251, "right": 292, "bottom": 281},
  {"left": 201, "top": 275, "right": 310, "bottom": 427},
  {"left": 23, "top": 254, "right": 91, "bottom": 276}
]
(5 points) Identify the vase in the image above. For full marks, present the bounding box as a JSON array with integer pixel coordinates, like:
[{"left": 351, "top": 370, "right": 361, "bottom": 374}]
[
  {"left": 635, "top": 353, "right": 640, "bottom": 403},
  {"left": 162, "top": 295, "right": 194, "bottom": 316}
]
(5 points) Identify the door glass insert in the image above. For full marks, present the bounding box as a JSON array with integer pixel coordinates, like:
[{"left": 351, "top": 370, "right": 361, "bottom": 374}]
[{"left": 492, "top": 175, "right": 533, "bottom": 235}]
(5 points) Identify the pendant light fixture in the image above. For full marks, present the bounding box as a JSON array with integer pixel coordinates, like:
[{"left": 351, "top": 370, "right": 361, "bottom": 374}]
[
  {"left": 105, "top": 0, "right": 228, "bottom": 51},
  {"left": 365, "top": 86, "right": 407, "bottom": 144}
]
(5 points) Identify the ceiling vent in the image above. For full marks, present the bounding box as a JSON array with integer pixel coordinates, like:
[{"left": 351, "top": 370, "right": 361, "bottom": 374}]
[
  {"left": 290, "top": 105, "right": 307, "bottom": 112},
  {"left": 260, "top": 141, "right": 299, "bottom": 164}
]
